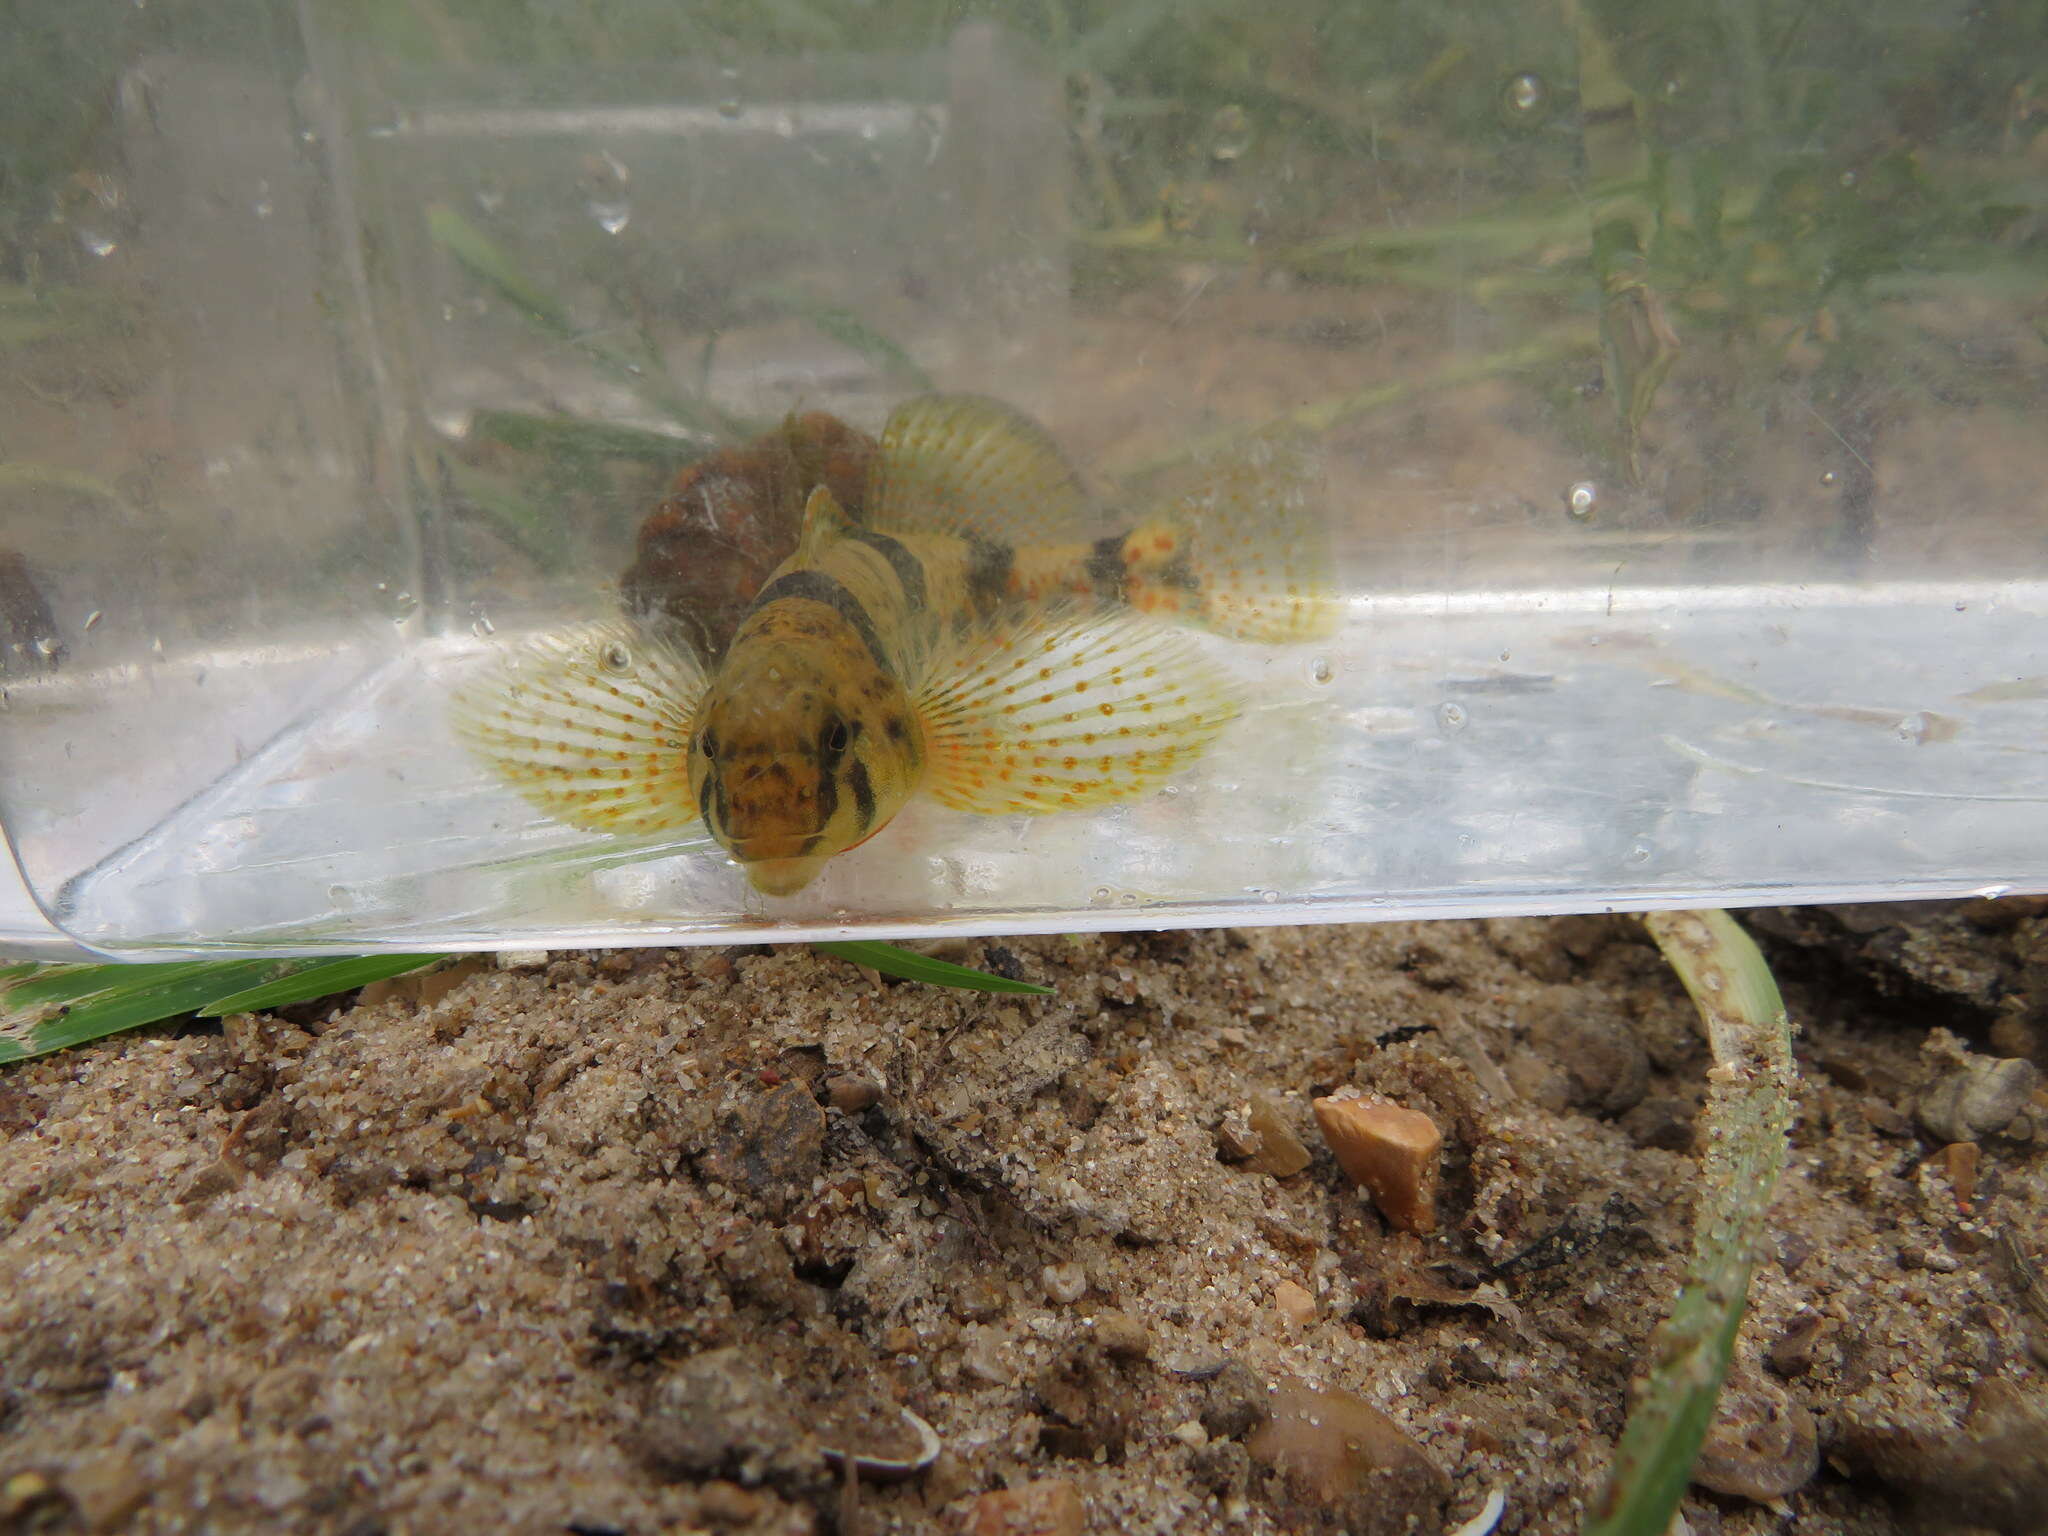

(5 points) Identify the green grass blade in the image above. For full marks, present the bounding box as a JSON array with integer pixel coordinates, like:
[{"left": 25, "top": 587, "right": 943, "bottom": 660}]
[
  {"left": 470, "top": 409, "right": 706, "bottom": 465},
  {"left": 0, "top": 955, "right": 444, "bottom": 1064},
  {"left": 197, "top": 955, "right": 443, "bottom": 1018},
  {"left": 426, "top": 203, "right": 747, "bottom": 440},
  {"left": 1, "top": 961, "right": 281, "bottom": 1064},
  {"left": 426, "top": 202, "right": 573, "bottom": 332},
  {"left": 813, "top": 941, "right": 1052, "bottom": 995},
  {"left": 1583, "top": 910, "right": 1796, "bottom": 1536},
  {"left": 748, "top": 285, "right": 934, "bottom": 392}
]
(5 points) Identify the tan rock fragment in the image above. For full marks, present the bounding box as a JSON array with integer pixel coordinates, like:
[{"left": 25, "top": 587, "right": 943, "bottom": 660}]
[
  {"left": 965, "top": 1477, "right": 1087, "bottom": 1535},
  {"left": 1246, "top": 1380, "right": 1450, "bottom": 1534},
  {"left": 1272, "top": 1278, "right": 1317, "bottom": 1326},
  {"left": 1090, "top": 1309, "right": 1152, "bottom": 1360},
  {"left": 1312, "top": 1094, "right": 1441, "bottom": 1233},
  {"left": 1246, "top": 1093, "right": 1312, "bottom": 1177}
]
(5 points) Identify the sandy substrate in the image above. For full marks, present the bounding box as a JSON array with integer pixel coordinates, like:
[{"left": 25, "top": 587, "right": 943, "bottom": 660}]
[{"left": 2, "top": 910, "right": 2045, "bottom": 1535}]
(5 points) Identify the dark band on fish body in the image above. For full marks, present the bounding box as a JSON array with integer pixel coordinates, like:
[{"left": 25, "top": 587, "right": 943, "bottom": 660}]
[
  {"left": 847, "top": 760, "right": 875, "bottom": 829},
  {"left": 966, "top": 536, "right": 1014, "bottom": 613},
  {"left": 753, "top": 569, "right": 893, "bottom": 673},
  {"left": 1087, "top": 534, "right": 1129, "bottom": 606},
  {"left": 846, "top": 528, "right": 928, "bottom": 614},
  {"left": 1155, "top": 551, "right": 1201, "bottom": 592},
  {"left": 696, "top": 760, "right": 721, "bottom": 828}
]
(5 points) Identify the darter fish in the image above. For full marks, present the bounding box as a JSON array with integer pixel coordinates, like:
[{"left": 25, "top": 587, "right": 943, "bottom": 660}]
[{"left": 452, "top": 394, "right": 1336, "bottom": 896}]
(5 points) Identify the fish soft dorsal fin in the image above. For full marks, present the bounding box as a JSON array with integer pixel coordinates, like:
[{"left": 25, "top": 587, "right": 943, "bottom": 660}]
[
  {"left": 450, "top": 618, "right": 706, "bottom": 836},
  {"left": 794, "top": 482, "right": 854, "bottom": 565},
  {"left": 913, "top": 608, "right": 1239, "bottom": 816},
  {"left": 868, "top": 394, "right": 1098, "bottom": 544}
]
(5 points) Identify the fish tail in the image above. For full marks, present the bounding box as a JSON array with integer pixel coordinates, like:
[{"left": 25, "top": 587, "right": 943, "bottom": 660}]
[
  {"left": 1124, "top": 436, "right": 1342, "bottom": 644},
  {"left": 450, "top": 619, "right": 707, "bottom": 837}
]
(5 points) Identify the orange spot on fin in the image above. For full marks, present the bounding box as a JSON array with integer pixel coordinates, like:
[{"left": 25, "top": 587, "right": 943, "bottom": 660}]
[
  {"left": 450, "top": 619, "right": 707, "bottom": 838},
  {"left": 913, "top": 611, "right": 1238, "bottom": 817}
]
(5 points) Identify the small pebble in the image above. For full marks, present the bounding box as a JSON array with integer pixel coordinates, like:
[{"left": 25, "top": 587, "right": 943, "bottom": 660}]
[
  {"left": 1918, "top": 1047, "right": 2040, "bottom": 1144},
  {"left": 1090, "top": 1310, "right": 1151, "bottom": 1360},
  {"left": 1692, "top": 1371, "right": 1819, "bottom": 1500},
  {"left": 1245, "top": 1379, "right": 1450, "bottom": 1526},
  {"left": 965, "top": 1477, "right": 1087, "bottom": 1536},
  {"left": 1945, "top": 1140, "right": 1980, "bottom": 1213},
  {"left": 1272, "top": 1278, "right": 1317, "bottom": 1327},
  {"left": 1246, "top": 1094, "right": 1313, "bottom": 1178},
  {"left": 1312, "top": 1094, "right": 1442, "bottom": 1233},
  {"left": 1768, "top": 1312, "right": 1824, "bottom": 1378},
  {"left": 824, "top": 1073, "right": 881, "bottom": 1113},
  {"left": 1214, "top": 1113, "right": 1262, "bottom": 1163},
  {"left": 1900, "top": 1244, "right": 1962, "bottom": 1273},
  {"left": 1041, "top": 1262, "right": 1090, "bottom": 1305}
]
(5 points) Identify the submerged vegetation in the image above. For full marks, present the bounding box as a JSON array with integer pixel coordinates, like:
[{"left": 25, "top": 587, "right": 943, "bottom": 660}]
[{"left": 0, "top": 940, "right": 1045, "bottom": 1064}]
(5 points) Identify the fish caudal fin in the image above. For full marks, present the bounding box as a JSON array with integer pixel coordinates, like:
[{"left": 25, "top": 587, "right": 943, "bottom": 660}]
[
  {"left": 451, "top": 619, "right": 706, "bottom": 837},
  {"left": 869, "top": 394, "right": 1096, "bottom": 543},
  {"left": 915, "top": 609, "right": 1239, "bottom": 816},
  {"left": 1129, "top": 436, "right": 1342, "bottom": 645}
]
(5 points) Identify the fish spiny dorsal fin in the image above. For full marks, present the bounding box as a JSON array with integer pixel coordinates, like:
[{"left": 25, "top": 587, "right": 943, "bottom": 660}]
[
  {"left": 913, "top": 608, "right": 1239, "bottom": 816},
  {"left": 869, "top": 394, "right": 1097, "bottom": 543},
  {"left": 1128, "top": 432, "right": 1342, "bottom": 645},
  {"left": 795, "top": 482, "right": 853, "bottom": 564},
  {"left": 450, "top": 618, "right": 706, "bottom": 836}
]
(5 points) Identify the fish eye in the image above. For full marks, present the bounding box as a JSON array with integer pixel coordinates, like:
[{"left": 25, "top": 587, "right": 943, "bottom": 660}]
[{"left": 600, "top": 641, "right": 632, "bottom": 674}]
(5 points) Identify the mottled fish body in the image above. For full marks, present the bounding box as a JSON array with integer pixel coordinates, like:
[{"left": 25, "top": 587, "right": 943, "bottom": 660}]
[{"left": 453, "top": 395, "right": 1336, "bottom": 895}]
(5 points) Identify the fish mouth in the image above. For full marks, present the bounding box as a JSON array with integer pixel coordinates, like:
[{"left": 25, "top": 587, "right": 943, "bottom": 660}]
[{"left": 743, "top": 855, "right": 830, "bottom": 896}]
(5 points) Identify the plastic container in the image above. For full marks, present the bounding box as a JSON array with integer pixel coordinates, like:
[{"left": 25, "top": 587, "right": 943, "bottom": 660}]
[{"left": 3, "top": 4, "right": 2046, "bottom": 958}]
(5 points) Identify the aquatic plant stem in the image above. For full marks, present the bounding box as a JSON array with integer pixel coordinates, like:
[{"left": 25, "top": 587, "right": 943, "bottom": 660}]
[{"left": 1583, "top": 909, "right": 1796, "bottom": 1536}]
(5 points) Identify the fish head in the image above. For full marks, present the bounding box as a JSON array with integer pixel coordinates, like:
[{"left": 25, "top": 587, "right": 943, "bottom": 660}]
[{"left": 688, "top": 636, "right": 923, "bottom": 895}]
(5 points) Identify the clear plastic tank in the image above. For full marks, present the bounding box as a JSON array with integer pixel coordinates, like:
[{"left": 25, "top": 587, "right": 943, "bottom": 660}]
[{"left": 3, "top": 2, "right": 2045, "bottom": 957}]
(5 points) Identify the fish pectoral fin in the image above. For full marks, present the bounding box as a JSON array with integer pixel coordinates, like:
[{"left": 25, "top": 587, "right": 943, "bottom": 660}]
[
  {"left": 914, "top": 609, "right": 1240, "bottom": 817},
  {"left": 450, "top": 618, "right": 707, "bottom": 837},
  {"left": 869, "top": 394, "right": 1097, "bottom": 543},
  {"left": 1136, "top": 434, "right": 1342, "bottom": 644}
]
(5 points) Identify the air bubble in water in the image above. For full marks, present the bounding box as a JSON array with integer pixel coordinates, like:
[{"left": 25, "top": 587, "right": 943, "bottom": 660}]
[
  {"left": 429, "top": 409, "right": 473, "bottom": 441},
  {"left": 252, "top": 181, "right": 274, "bottom": 219},
  {"left": 579, "top": 151, "right": 632, "bottom": 235},
  {"left": 1091, "top": 886, "right": 1113, "bottom": 906},
  {"left": 1627, "top": 844, "right": 1652, "bottom": 865},
  {"left": 1565, "top": 480, "right": 1599, "bottom": 521},
  {"left": 1895, "top": 711, "right": 1934, "bottom": 744},
  {"left": 914, "top": 106, "right": 945, "bottom": 163},
  {"left": 1308, "top": 656, "right": 1334, "bottom": 686},
  {"left": 1437, "top": 701, "right": 1468, "bottom": 733},
  {"left": 1209, "top": 104, "right": 1252, "bottom": 162},
  {"left": 78, "top": 229, "right": 118, "bottom": 258},
  {"left": 1975, "top": 884, "right": 2013, "bottom": 900},
  {"left": 83, "top": 610, "right": 104, "bottom": 632},
  {"left": 1819, "top": 469, "right": 1839, "bottom": 488},
  {"left": 470, "top": 612, "right": 496, "bottom": 638},
  {"left": 1499, "top": 72, "right": 1547, "bottom": 125}
]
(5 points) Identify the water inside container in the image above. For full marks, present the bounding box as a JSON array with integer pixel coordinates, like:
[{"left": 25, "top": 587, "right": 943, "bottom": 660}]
[{"left": 3, "top": 3, "right": 2046, "bottom": 954}]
